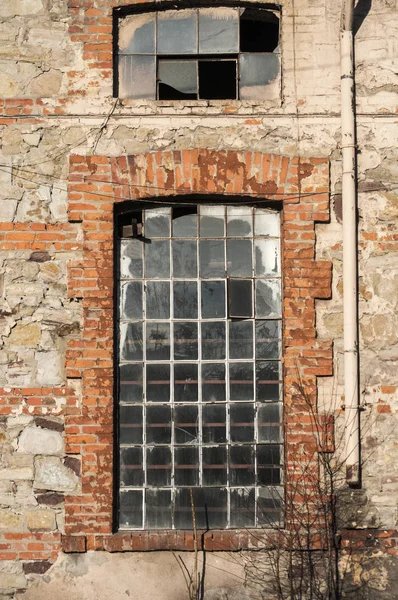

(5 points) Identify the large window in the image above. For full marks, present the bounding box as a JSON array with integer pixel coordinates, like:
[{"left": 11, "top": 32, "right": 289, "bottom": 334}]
[
  {"left": 116, "top": 5, "right": 280, "bottom": 100},
  {"left": 117, "top": 204, "right": 283, "bottom": 530}
]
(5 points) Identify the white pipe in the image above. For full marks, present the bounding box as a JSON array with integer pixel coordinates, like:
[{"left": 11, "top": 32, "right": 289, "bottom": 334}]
[{"left": 340, "top": 0, "right": 360, "bottom": 486}]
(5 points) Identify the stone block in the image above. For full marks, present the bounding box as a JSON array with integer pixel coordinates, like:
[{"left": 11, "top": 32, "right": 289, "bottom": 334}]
[
  {"left": 18, "top": 427, "right": 64, "bottom": 456},
  {"left": 0, "top": 200, "right": 17, "bottom": 222},
  {"left": 30, "top": 69, "right": 63, "bottom": 97},
  {"left": 0, "top": 509, "right": 24, "bottom": 532},
  {"left": 0, "top": 573, "right": 27, "bottom": 591},
  {"left": 0, "top": 0, "right": 43, "bottom": 18},
  {"left": 35, "top": 351, "right": 63, "bottom": 385},
  {"left": 26, "top": 509, "right": 56, "bottom": 532},
  {"left": 34, "top": 457, "right": 79, "bottom": 493},
  {"left": 8, "top": 323, "right": 41, "bottom": 349},
  {"left": 0, "top": 466, "right": 34, "bottom": 481}
]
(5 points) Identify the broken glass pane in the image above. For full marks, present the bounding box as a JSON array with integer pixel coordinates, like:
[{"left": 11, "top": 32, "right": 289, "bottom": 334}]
[
  {"left": 227, "top": 239, "right": 253, "bottom": 277},
  {"left": 255, "top": 239, "right": 280, "bottom": 276},
  {"left": 119, "top": 363, "right": 143, "bottom": 404},
  {"left": 230, "top": 488, "right": 255, "bottom": 528},
  {"left": 120, "top": 405, "right": 143, "bottom": 444},
  {"left": 230, "top": 403, "right": 255, "bottom": 442},
  {"left": 258, "top": 403, "right": 282, "bottom": 443},
  {"left": 229, "top": 362, "right": 254, "bottom": 401},
  {"left": 173, "top": 240, "right": 197, "bottom": 278},
  {"left": 174, "top": 322, "right": 198, "bottom": 360},
  {"left": 202, "top": 404, "right": 226, "bottom": 443},
  {"left": 146, "top": 406, "right": 171, "bottom": 444},
  {"left": 202, "top": 363, "right": 226, "bottom": 403},
  {"left": 145, "top": 281, "right": 170, "bottom": 320},
  {"left": 255, "top": 279, "right": 281, "bottom": 318},
  {"left": 199, "top": 60, "right": 237, "bottom": 100},
  {"left": 158, "top": 10, "right": 198, "bottom": 54},
  {"left": 118, "top": 55, "right": 156, "bottom": 100},
  {"left": 120, "top": 239, "right": 143, "bottom": 279},
  {"left": 118, "top": 13, "right": 156, "bottom": 54},
  {"left": 229, "top": 320, "right": 254, "bottom": 359},
  {"left": 201, "top": 281, "right": 226, "bottom": 319},
  {"left": 145, "top": 208, "right": 171, "bottom": 238},
  {"left": 198, "top": 8, "right": 239, "bottom": 54},
  {"left": 202, "top": 446, "right": 227, "bottom": 486},
  {"left": 174, "top": 404, "right": 199, "bottom": 444},
  {"left": 254, "top": 209, "right": 280, "bottom": 237},
  {"left": 173, "top": 208, "right": 198, "bottom": 237},
  {"left": 144, "top": 241, "right": 170, "bottom": 279},
  {"left": 174, "top": 447, "right": 199, "bottom": 486},
  {"left": 257, "top": 486, "right": 283, "bottom": 526},
  {"left": 200, "top": 240, "right": 225, "bottom": 278},
  {"left": 227, "top": 206, "right": 253, "bottom": 237},
  {"left": 120, "top": 447, "right": 144, "bottom": 486},
  {"left": 146, "top": 489, "right": 172, "bottom": 529},
  {"left": 158, "top": 60, "right": 197, "bottom": 100},
  {"left": 146, "top": 446, "right": 171, "bottom": 486},
  {"left": 146, "top": 363, "right": 170, "bottom": 403},
  {"left": 201, "top": 321, "right": 226, "bottom": 360},
  {"left": 256, "top": 361, "right": 281, "bottom": 402},
  {"left": 255, "top": 320, "right": 280, "bottom": 359},
  {"left": 174, "top": 364, "right": 198, "bottom": 403},
  {"left": 257, "top": 445, "right": 281, "bottom": 485},
  {"left": 230, "top": 445, "right": 255, "bottom": 485},
  {"left": 240, "top": 9, "right": 279, "bottom": 53},
  {"left": 200, "top": 206, "right": 225, "bottom": 237},
  {"left": 174, "top": 282, "right": 198, "bottom": 319},
  {"left": 119, "top": 490, "right": 143, "bottom": 529},
  {"left": 228, "top": 279, "right": 253, "bottom": 318},
  {"left": 120, "top": 322, "right": 143, "bottom": 361},
  {"left": 146, "top": 323, "right": 170, "bottom": 360},
  {"left": 240, "top": 53, "right": 280, "bottom": 101},
  {"left": 121, "top": 281, "right": 142, "bottom": 320}
]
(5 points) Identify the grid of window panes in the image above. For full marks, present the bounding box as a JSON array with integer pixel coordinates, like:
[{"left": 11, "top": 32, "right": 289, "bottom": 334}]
[
  {"left": 117, "top": 7, "right": 280, "bottom": 100},
  {"left": 118, "top": 206, "right": 283, "bottom": 530}
]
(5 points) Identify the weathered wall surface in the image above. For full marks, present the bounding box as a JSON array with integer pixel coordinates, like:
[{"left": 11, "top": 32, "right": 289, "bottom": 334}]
[{"left": 0, "top": 0, "right": 397, "bottom": 598}]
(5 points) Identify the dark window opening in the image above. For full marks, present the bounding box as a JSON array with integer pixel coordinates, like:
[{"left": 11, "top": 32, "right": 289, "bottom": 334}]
[
  {"left": 199, "top": 60, "right": 237, "bottom": 100},
  {"left": 240, "top": 9, "right": 280, "bottom": 53}
]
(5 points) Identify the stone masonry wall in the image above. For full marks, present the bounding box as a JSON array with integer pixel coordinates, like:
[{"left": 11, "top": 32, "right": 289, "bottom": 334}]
[{"left": 0, "top": 0, "right": 397, "bottom": 598}]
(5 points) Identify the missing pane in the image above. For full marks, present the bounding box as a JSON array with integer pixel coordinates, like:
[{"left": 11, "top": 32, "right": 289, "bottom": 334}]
[
  {"left": 198, "top": 60, "right": 237, "bottom": 100},
  {"left": 240, "top": 9, "right": 279, "bottom": 53}
]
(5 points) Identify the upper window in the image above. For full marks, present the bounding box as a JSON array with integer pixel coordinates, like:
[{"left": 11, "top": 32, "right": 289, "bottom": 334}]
[{"left": 116, "top": 6, "right": 280, "bottom": 100}]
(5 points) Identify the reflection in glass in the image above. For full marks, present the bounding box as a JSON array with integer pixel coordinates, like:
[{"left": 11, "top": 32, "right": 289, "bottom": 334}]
[
  {"left": 158, "top": 10, "right": 198, "bottom": 54},
  {"left": 256, "top": 361, "right": 280, "bottom": 401},
  {"left": 254, "top": 209, "right": 280, "bottom": 237},
  {"left": 255, "top": 239, "right": 280, "bottom": 276},
  {"left": 146, "top": 323, "right": 170, "bottom": 360},
  {"left": 120, "top": 448, "right": 143, "bottom": 486},
  {"left": 145, "top": 208, "right": 170, "bottom": 238},
  {"left": 257, "top": 487, "right": 283, "bottom": 526},
  {"left": 258, "top": 403, "right": 282, "bottom": 442},
  {"left": 229, "top": 320, "right": 253, "bottom": 359},
  {"left": 146, "top": 489, "right": 172, "bottom": 529},
  {"left": 145, "top": 281, "right": 170, "bottom": 319},
  {"left": 203, "top": 446, "right": 227, "bottom": 486},
  {"left": 240, "top": 53, "right": 280, "bottom": 101},
  {"left": 202, "top": 363, "right": 226, "bottom": 402},
  {"left": 199, "top": 8, "right": 239, "bottom": 54},
  {"left": 203, "top": 404, "right": 226, "bottom": 443},
  {"left": 120, "top": 405, "right": 143, "bottom": 444},
  {"left": 146, "top": 446, "right": 171, "bottom": 486},
  {"left": 173, "top": 210, "right": 198, "bottom": 237},
  {"left": 229, "top": 362, "right": 254, "bottom": 401},
  {"left": 174, "top": 447, "right": 199, "bottom": 486},
  {"left": 145, "top": 241, "right": 170, "bottom": 278},
  {"left": 121, "top": 282, "right": 142, "bottom": 320},
  {"left": 119, "top": 55, "right": 156, "bottom": 100},
  {"left": 146, "top": 405, "right": 171, "bottom": 444},
  {"left": 120, "top": 240, "right": 143, "bottom": 279},
  {"left": 146, "top": 364, "right": 170, "bottom": 403},
  {"left": 200, "top": 240, "right": 225, "bottom": 278},
  {"left": 227, "top": 239, "right": 252, "bottom": 276},
  {"left": 228, "top": 279, "right": 253, "bottom": 318},
  {"left": 230, "top": 445, "right": 255, "bottom": 485},
  {"left": 200, "top": 206, "right": 225, "bottom": 237},
  {"left": 174, "top": 322, "right": 198, "bottom": 360},
  {"left": 201, "top": 281, "right": 226, "bottom": 319},
  {"left": 118, "top": 13, "right": 156, "bottom": 54},
  {"left": 174, "top": 281, "right": 198, "bottom": 319},
  {"left": 230, "top": 488, "right": 255, "bottom": 527},
  {"left": 120, "top": 322, "right": 143, "bottom": 361},
  {"left": 255, "top": 279, "right": 281, "bottom": 318},
  {"left": 119, "top": 490, "right": 143, "bottom": 528},
  {"left": 174, "top": 404, "right": 199, "bottom": 444},
  {"left": 201, "top": 321, "right": 226, "bottom": 360},
  {"left": 174, "top": 364, "right": 198, "bottom": 403},
  {"left": 119, "top": 363, "right": 143, "bottom": 404},
  {"left": 230, "top": 403, "right": 255, "bottom": 442},
  {"left": 257, "top": 445, "right": 281, "bottom": 485},
  {"left": 227, "top": 206, "right": 252, "bottom": 237},
  {"left": 173, "top": 240, "right": 197, "bottom": 278},
  {"left": 175, "top": 487, "right": 227, "bottom": 529},
  {"left": 255, "top": 320, "right": 280, "bottom": 359}
]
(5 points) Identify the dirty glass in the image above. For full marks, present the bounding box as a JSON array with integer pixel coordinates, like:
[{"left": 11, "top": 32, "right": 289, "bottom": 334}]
[
  {"left": 118, "top": 55, "right": 156, "bottom": 100},
  {"left": 119, "top": 363, "right": 143, "bottom": 404},
  {"left": 158, "top": 10, "right": 198, "bottom": 54},
  {"left": 121, "top": 281, "right": 142, "bottom": 320},
  {"left": 201, "top": 281, "right": 225, "bottom": 319},
  {"left": 240, "top": 53, "right": 280, "bottom": 100},
  {"left": 173, "top": 281, "right": 198, "bottom": 319},
  {"left": 173, "top": 240, "right": 197, "bottom": 278},
  {"left": 199, "top": 8, "right": 239, "bottom": 54},
  {"left": 146, "top": 489, "right": 172, "bottom": 529},
  {"left": 174, "top": 364, "right": 198, "bottom": 403},
  {"left": 158, "top": 60, "right": 197, "bottom": 100},
  {"left": 146, "top": 363, "right": 170, "bottom": 403},
  {"left": 118, "top": 13, "right": 156, "bottom": 55},
  {"left": 145, "top": 281, "right": 170, "bottom": 319}
]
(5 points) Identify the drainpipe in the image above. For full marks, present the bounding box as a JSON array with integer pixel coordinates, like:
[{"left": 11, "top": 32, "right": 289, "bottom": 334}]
[{"left": 340, "top": 0, "right": 360, "bottom": 486}]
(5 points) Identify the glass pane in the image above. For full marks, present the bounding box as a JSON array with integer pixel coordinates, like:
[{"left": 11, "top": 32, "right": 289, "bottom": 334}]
[
  {"left": 230, "top": 403, "right": 255, "bottom": 442},
  {"left": 120, "top": 240, "right": 143, "bottom": 279},
  {"left": 202, "top": 363, "right": 226, "bottom": 403},
  {"left": 227, "top": 206, "right": 253, "bottom": 237},
  {"left": 120, "top": 322, "right": 143, "bottom": 361},
  {"left": 174, "top": 447, "right": 199, "bottom": 486},
  {"left": 200, "top": 206, "right": 225, "bottom": 237},
  {"left": 120, "top": 447, "right": 143, "bottom": 486},
  {"left": 119, "top": 363, "right": 143, "bottom": 404},
  {"left": 257, "top": 487, "right": 283, "bottom": 526},
  {"left": 173, "top": 240, "right": 197, "bottom": 278},
  {"left": 201, "top": 321, "right": 226, "bottom": 360},
  {"left": 230, "top": 445, "right": 255, "bottom": 485},
  {"left": 199, "top": 8, "right": 239, "bottom": 54},
  {"left": 158, "top": 10, "right": 198, "bottom": 54},
  {"left": 256, "top": 361, "right": 280, "bottom": 401},
  {"left": 174, "top": 364, "right": 198, "bottom": 403},
  {"left": 144, "top": 241, "right": 170, "bottom": 279},
  {"left": 121, "top": 281, "right": 142, "bottom": 320},
  {"left": 254, "top": 209, "right": 280, "bottom": 237},
  {"left": 255, "top": 320, "right": 280, "bottom": 359},
  {"left": 119, "top": 55, "right": 156, "bottom": 100},
  {"left": 145, "top": 208, "right": 171, "bottom": 238},
  {"left": 240, "top": 53, "right": 280, "bottom": 101},
  {"left": 173, "top": 209, "right": 198, "bottom": 237},
  {"left": 145, "top": 281, "right": 170, "bottom": 319},
  {"left": 201, "top": 281, "right": 226, "bottom": 319},
  {"left": 174, "top": 282, "right": 198, "bottom": 319},
  {"left": 202, "top": 446, "right": 227, "bottom": 486},
  {"left": 175, "top": 488, "right": 227, "bottom": 529},
  {"left": 255, "top": 239, "right": 280, "bottom": 276},
  {"left": 227, "top": 239, "right": 252, "bottom": 277},
  {"left": 229, "top": 320, "right": 253, "bottom": 359},
  {"left": 229, "top": 362, "right": 254, "bottom": 401},
  {"left": 146, "top": 364, "right": 170, "bottom": 403},
  {"left": 158, "top": 60, "right": 197, "bottom": 100},
  {"left": 120, "top": 405, "right": 143, "bottom": 444},
  {"left": 203, "top": 405, "right": 226, "bottom": 443},
  {"left": 146, "top": 489, "right": 172, "bottom": 529},
  {"left": 174, "top": 404, "right": 199, "bottom": 444},
  {"left": 200, "top": 240, "right": 225, "bottom": 278},
  {"left": 146, "top": 406, "right": 171, "bottom": 444},
  {"left": 146, "top": 323, "right": 170, "bottom": 360},
  {"left": 255, "top": 279, "right": 281, "bottom": 318},
  {"left": 174, "top": 322, "right": 198, "bottom": 360},
  {"left": 119, "top": 490, "right": 143, "bottom": 528},
  {"left": 258, "top": 403, "right": 282, "bottom": 442},
  {"left": 257, "top": 445, "right": 281, "bottom": 485},
  {"left": 118, "top": 13, "right": 156, "bottom": 54},
  {"left": 146, "top": 446, "right": 171, "bottom": 486},
  {"left": 228, "top": 279, "right": 253, "bottom": 318},
  {"left": 230, "top": 488, "right": 255, "bottom": 528}
]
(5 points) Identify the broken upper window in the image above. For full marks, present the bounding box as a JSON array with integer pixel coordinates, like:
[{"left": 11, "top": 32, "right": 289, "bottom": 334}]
[{"left": 117, "top": 6, "right": 280, "bottom": 101}]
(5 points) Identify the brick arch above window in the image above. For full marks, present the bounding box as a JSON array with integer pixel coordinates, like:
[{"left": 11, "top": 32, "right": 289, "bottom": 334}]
[{"left": 64, "top": 149, "right": 333, "bottom": 552}]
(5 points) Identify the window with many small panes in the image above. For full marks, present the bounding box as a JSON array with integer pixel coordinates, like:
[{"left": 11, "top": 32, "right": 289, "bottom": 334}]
[
  {"left": 116, "top": 5, "right": 280, "bottom": 100},
  {"left": 117, "top": 204, "right": 283, "bottom": 530}
]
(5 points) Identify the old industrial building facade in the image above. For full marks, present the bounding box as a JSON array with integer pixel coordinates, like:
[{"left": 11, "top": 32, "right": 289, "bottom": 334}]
[{"left": 0, "top": 0, "right": 397, "bottom": 598}]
